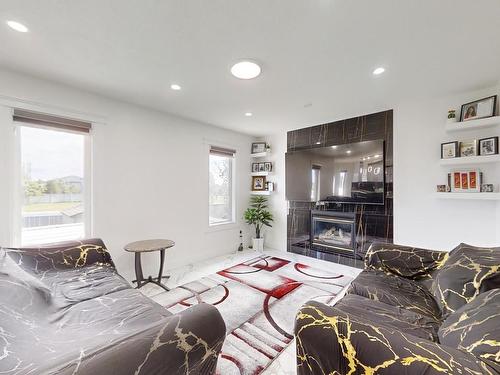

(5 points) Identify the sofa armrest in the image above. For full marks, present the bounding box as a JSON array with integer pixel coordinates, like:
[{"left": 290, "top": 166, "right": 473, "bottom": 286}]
[
  {"left": 52, "top": 303, "right": 226, "bottom": 375},
  {"left": 364, "top": 242, "right": 448, "bottom": 279},
  {"left": 4, "top": 238, "right": 115, "bottom": 275},
  {"left": 295, "top": 301, "right": 496, "bottom": 375}
]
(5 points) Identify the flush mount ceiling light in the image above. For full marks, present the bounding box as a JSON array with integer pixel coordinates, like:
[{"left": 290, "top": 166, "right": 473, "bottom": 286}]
[
  {"left": 231, "top": 60, "right": 261, "bottom": 80},
  {"left": 346, "top": 150, "right": 352, "bottom": 154},
  {"left": 7, "top": 20, "right": 28, "bottom": 32},
  {"left": 373, "top": 67, "right": 385, "bottom": 75},
  {"left": 170, "top": 84, "right": 181, "bottom": 91},
  {"left": 244, "top": 112, "right": 253, "bottom": 117},
  {"left": 331, "top": 145, "right": 338, "bottom": 149}
]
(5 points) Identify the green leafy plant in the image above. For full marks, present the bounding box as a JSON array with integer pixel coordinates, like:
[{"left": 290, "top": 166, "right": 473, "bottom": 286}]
[{"left": 244, "top": 195, "right": 273, "bottom": 239}]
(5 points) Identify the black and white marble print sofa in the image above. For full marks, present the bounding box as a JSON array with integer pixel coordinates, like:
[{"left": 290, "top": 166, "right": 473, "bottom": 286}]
[
  {"left": 0, "top": 238, "right": 226, "bottom": 375},
  {"left": 295, "top": 242, "right": 500, "bottom": 375}
]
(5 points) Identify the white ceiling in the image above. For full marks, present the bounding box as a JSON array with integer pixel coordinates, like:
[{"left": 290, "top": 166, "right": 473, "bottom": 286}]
[{"left": 1, "top": 0, "right": 500, "bottom": 135}]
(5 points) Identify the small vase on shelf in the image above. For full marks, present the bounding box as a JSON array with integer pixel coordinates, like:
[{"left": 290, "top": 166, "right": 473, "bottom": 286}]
[{"left": 447, "top": 109, "right": 457, "bottom": 123}]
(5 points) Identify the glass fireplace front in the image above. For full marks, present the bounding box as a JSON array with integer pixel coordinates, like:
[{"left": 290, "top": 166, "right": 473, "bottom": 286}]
[{"left": 311, "top": 214, "right": 355, "bottom": 252}]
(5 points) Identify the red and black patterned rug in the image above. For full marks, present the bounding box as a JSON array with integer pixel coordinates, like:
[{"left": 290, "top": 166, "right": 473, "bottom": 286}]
[{"left": 156, "top": 255, "right": 353, "bottom": 375}]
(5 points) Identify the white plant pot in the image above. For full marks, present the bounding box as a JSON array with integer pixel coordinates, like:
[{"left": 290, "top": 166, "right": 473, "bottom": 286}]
[{"left": 252, "top": 237, "right": 264, "bottom": 251}]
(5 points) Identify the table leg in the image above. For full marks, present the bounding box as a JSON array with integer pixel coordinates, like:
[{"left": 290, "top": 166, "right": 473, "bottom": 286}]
[
  {"left": 135, "top": 252, "right": 144, "bottom": 288},
  {"left": 158, "top": 249, "right": 165, "bottom": 283}
]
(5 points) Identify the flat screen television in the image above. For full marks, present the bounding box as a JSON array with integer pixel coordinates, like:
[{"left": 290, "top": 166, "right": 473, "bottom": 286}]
[{"left": 285, "top": 139, "right": 385, "bottom": 205}]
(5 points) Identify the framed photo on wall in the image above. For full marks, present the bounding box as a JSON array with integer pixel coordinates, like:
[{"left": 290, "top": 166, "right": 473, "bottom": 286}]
[
  {"left": 460, "top": 95, "right": 497, "bottom": 122},
  {"left": 252, "top": 163, "right": 259, "bottom": 172},
  {"left": 264, "top": 162, "right": 272, "bottom": 172},
  {"left": 252, "top": 176, "right": 266, "bottom": 191},
  {"left": 251, "top": 142, "right": 267, "bottom": 154},
  {"left": 459, "top": 140, "right": 477, "bottom": 157},
  {"left": 441, "top": 141, "right": 459, "bottom": 159},
  {"left": 478, "top": 136, "right": 499, "bottom": 156}
]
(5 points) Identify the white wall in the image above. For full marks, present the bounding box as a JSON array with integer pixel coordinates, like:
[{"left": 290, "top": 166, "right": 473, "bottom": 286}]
[
  {"left": 0, "top": 69, "right": 254, "bottom": 281},
  {"left": 394, "top": 85, "right": 500, "bottom": 250},
  {"left": 259, "top": 134, "right": 287, "bottom": 252},
  {"left": 263, "top": 85, "right": 500, "bottom": 252}
]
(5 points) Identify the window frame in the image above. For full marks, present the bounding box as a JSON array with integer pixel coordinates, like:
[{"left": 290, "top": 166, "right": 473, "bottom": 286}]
[
  {"left": 12, "top": 121, "right": 92, "bottom": 246},
  {"left": 207, "top": 143, "right": 237, "bottom": 230}
]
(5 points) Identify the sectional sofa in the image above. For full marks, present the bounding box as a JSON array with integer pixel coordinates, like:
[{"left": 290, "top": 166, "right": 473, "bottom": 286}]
[
  {"left": 0, "top": 238, "right": 226, "bottom": 375},
  {"left": 295, "top": 242, "right": 500, "bottom": 375}
]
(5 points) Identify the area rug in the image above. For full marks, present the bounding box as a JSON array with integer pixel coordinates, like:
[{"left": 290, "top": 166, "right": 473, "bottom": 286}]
[{"left": 153, "top": 255, "right": 353, "bottom": 375}]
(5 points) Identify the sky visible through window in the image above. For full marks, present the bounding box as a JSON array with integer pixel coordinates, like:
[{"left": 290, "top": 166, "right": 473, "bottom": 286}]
[
  {"left": 21, "top": 126, "right": 83, "bottom": 180},
  {"left": 20, "top": 126, "right": 85, "bottom": 245}
]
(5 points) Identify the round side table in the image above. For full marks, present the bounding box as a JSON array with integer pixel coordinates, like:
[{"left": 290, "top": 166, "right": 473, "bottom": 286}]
[{"left": 124, "top": 239, "right": 175, "bottom": 291}]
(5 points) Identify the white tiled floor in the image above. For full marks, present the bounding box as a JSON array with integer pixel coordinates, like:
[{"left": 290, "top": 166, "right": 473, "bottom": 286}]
[{"left": 139, "top": 249, "right": 361, "bottom": 375}]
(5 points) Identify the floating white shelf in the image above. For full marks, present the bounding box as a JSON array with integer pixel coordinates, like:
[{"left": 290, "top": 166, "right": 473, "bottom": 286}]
[
  {"left": 445, "top": 116, "right": 500, "bottom": 132},
  {"left": 251, "top": 171, "right": 271, "bottom": 176},
  {"left": 251, "top": 151, "right": 269, "bottom": 158},
  {"left": 435, "top": 192, "right": 500, "bottom": 200},
  {"left": 251, "top": 190, "right": 271, "bottom": 196},
  {"left": 439, "top": 154, "right": 500, "bottom": 166}
]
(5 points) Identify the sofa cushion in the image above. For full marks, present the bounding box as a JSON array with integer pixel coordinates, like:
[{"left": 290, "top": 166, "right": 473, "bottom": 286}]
[
  {"left": 336, "top": 294, "right": 440, "bottom": 341},
  {"left": 439, "top": 288, "right": 500, "bottom": 369},
  {"left": 5, "top": 238, "right": 114, "bottom": 275},
  {"left": 348, "top": 269, "right": 441, "bottom": 321},
  {"left": 431, "top": 243, "right": 500, "bottom": 317}
]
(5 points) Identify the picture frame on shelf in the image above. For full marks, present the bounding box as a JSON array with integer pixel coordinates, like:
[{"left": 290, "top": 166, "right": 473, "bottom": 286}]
[
  {"left": 481, "top": 184, "right": 494, "bottom": 193},
  {"left": 252, "top": 176, "right": 266, "bottom": 191},
  {"left": 251, "top": 142, "right": 267, "bottom": 154},
  {"left": 252, "top": 163, "right": 259, "bottom": 172},
  {"left": 459, "top": 140, "right": 477, "bottom": 157},
  {"left": 478, "top": 136, "right": 499, "bottom": 156},
  {"left": 264, "top": 162, "right": 272, "bottom": 172},
  {"left": 468, "top": 170, "right": 480, "bottom": 192},
  {"left": 436, "top": 185, "right": 447, "bottom": 192},
  {"left": 451, "top": 169, "right": 481, "bottom": 192},
  {"left": 460, "top": 95, "right": 497, "bottom": 122},
  {"left": 258, "top": 163, "right": 266, "bottom": 172},
  {"left": 441, "top": 141, "right": 459, "bottom": 159}
]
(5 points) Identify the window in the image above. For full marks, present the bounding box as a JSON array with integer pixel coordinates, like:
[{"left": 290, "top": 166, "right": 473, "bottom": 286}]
[
  {"left": 209, "top": 146, "right": 235, "bottom": 226},
  {"left": 14, "top": 109, "right": 91, "bottom": 245}
]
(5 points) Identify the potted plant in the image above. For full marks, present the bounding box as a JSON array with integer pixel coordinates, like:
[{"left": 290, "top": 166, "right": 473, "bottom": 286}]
[{"left": 244, "top": 195, "right": 273, "bottom": 251}]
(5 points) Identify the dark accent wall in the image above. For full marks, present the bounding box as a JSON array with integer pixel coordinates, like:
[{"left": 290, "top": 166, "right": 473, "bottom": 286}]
[{"left": 287, "top": 110, "right": 393, "bottom": 268}]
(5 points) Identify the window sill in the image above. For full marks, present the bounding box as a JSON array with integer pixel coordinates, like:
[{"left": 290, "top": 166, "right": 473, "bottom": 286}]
[{"left": 206, "top": 221, "right": 239, "bottom": 233}]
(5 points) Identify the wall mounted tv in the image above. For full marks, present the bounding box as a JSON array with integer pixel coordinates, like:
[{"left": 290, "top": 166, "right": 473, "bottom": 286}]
[{"left": 285, "top": 139, "right": 385, "bottom": 205}]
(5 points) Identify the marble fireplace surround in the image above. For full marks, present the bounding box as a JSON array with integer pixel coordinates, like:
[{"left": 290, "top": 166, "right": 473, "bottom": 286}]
[{"left": 286, "top": 110, "right": 394, "bottom": 268}]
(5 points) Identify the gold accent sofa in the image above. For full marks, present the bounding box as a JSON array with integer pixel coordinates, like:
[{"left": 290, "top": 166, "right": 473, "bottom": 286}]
[
  {"left": 0, "top": 238, "right": 226, "bottom": 375},
  {"left": 295, "top": 242, "right": 500, "bottom": 374}
]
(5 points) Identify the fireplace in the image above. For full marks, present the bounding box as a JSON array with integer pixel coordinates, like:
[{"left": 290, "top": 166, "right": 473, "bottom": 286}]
[{"left": 310, "top": 211, "right": 356, "bottom": 253}]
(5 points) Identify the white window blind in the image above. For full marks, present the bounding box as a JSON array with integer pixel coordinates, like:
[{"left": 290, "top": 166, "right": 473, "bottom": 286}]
[
  {"left": 13, "top": 109, "right": 92, "bottom": 133},
  {"left": 209, "top": 145, "right": 236, "bottom": 157}
]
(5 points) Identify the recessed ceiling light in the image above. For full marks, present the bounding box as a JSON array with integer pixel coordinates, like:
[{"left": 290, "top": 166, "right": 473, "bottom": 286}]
[
  {"left": 374, "top": 154, "right": 380, "bottom": 158},
  {"left": 331, "top": 145, "right": 338, "bottom": 149},
  {"left": 346, "top": 150, "right": 352, "bottom": 154},
  {"left": 245, "top": 112, "right": 253, "bottom": 117},
  {"left": 315, "top": 141, "right": 321, "bottom": 145},
  {"left": 170, "top": 84, "right": 181, "bottom": 90},
  {"left": 7, "top": 20, "right": 28, "bottom": 33},
  {"left": 231, "top": 60, "right": 261, "bottom": 80},
  {"left": 373, "top": 67, "right": 385, "bottom": 75}
]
